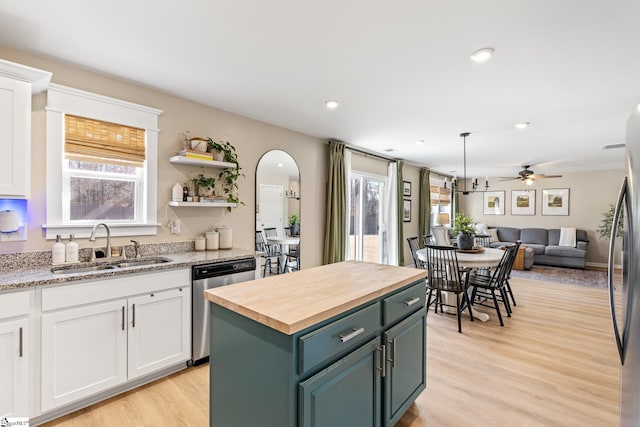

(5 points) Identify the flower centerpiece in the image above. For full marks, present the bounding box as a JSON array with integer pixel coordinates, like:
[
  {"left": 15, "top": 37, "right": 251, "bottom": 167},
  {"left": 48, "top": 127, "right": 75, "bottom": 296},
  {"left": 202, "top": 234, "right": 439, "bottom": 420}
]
[{"left": 451, "top": 213, "right": 476, "bottom": 250}]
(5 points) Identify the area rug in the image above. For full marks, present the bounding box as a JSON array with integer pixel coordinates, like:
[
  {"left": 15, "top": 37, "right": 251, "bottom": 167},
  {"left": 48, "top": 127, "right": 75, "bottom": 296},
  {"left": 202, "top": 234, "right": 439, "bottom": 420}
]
[{"left": 510, "top": 265, "right": 608, "bottom": 288}]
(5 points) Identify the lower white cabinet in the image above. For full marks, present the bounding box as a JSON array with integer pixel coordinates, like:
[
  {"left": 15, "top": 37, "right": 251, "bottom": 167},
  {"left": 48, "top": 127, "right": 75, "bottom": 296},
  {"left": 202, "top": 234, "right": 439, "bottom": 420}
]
[
  {"left": 41, "top": 269, "right": 191, "bottom": 412},
  {"left": 0, "top": 290, "right": 31, "bottom": 419}
]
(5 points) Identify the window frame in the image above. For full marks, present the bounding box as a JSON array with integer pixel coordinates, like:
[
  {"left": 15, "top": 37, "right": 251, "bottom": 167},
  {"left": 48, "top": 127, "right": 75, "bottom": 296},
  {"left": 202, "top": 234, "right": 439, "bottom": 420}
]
[{"left": 44, "top": 84, "right": 162, "bottom": 239}]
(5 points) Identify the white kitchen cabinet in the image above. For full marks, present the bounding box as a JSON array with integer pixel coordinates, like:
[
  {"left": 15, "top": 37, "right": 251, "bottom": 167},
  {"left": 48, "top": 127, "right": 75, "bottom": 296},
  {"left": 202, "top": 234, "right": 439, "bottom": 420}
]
[
  {"left": 0, "top": 290, "right": 31, "bottom": 418},
  {"left": 127, "top": 287, "right": 190, "bottom": 379},
  {"left": 0, "top": 60, "right": 51, "bottom": 198},
  {"left": 41, "top": 269, "right": 191, "bottom": 412}
]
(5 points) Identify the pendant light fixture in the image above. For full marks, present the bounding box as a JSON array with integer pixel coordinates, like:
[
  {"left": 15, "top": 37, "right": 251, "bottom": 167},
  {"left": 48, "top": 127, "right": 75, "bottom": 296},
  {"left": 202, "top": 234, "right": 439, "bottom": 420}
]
[{"left": 451, "top": 132, "right": 489, "bottom": 195}]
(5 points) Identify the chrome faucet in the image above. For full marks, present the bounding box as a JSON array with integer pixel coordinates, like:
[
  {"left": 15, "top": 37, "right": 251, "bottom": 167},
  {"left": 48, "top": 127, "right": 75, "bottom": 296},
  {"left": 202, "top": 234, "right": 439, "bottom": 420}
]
[
  {"left": 130, "top": 239, "right": 141, "bottom": 258},
  {"left": 89, "top": 223, "right": 112, "bottom": 259}
]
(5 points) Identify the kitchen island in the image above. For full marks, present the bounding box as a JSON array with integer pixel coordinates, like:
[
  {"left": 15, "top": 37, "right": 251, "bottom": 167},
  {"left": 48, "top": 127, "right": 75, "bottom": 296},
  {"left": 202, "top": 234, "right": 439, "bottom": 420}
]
[{"left": 204, "top": 261, "right": 428, "bottom": 427}]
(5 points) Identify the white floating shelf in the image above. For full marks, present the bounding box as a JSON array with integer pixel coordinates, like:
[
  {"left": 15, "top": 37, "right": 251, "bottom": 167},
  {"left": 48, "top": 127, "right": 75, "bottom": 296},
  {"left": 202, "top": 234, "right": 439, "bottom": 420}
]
[
  {"left": 169, "top": 155, "right": 236, "bottom": 168},
  {"left": 168, "top": 201, "right": 236, "bottom": 208}
]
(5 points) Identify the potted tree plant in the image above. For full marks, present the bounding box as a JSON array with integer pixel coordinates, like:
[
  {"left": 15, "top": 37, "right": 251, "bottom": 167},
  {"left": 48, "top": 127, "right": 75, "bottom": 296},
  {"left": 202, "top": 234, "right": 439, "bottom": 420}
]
[
  {"left": 597, "top": 204, "right": 624, "bottom": 239},
  {"left": 288, "top": 213, "right": 300, "bottom": 236},
  {"left": 451, "top": 213, "right": 476, "bottom": 250}
]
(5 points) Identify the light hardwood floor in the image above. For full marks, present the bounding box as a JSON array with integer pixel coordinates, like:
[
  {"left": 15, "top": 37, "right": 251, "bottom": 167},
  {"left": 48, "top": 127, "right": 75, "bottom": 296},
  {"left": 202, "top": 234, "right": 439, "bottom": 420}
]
[{"left": 43, "top": 276, "right": 620, "bottom": 427}]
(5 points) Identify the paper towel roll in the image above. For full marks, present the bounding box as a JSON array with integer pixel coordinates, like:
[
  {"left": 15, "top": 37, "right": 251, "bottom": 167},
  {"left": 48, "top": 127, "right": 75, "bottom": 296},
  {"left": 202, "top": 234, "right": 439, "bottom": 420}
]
[{"left": 0, "top": 210, "right": 19, "bottom": 233}]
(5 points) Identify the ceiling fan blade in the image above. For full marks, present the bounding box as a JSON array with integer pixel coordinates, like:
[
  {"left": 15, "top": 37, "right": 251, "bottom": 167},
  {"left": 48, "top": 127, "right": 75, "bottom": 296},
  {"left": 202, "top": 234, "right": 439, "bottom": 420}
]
[
  {"left": 498, "top": 177, "right": 521, "bottom": 181},
  {"left": 536, "top": 174, "right": 563, "bottom": 179}
]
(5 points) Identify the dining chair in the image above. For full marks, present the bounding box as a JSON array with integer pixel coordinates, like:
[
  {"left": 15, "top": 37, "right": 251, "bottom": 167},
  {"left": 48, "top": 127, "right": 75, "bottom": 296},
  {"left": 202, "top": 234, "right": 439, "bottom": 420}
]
[
  {"left": 467, "top": 243, "right": 518, "bottom": 326},
  {"left": 255, "top": 231, "right": 281, "bottom": 277},
  {"left": 422, "top": 234, "right": 434, "bottom": 246},
  {"left": 424, "top": 245, "right": 474, "bottom": 333},
  {"left": 431, "top": 227, "right": 452, "bottom": 246},
  {"left": 502, "top": 240, "right": 522, "bottom": 307},
  {"left": 262, "top": 227, "right": 281, "bottom": 255},
  {"left": 474, "top": 234, "right": 491, "bottom": 248},
  {"left": 407, "top": 237, "right": 426, "bottom": 269}
]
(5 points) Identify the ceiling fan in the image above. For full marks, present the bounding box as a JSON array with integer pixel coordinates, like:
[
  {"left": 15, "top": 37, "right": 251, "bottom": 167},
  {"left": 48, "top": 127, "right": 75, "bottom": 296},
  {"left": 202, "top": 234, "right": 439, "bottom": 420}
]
[{"left": 499, "top": 165, "right": 562, "bottom": 186}]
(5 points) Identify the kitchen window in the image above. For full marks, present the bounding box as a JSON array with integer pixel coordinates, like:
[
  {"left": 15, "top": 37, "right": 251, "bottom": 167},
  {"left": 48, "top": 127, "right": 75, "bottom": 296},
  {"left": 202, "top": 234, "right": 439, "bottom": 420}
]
[{"left": 45, "top": 84, "right": 162, "bottom": 239}]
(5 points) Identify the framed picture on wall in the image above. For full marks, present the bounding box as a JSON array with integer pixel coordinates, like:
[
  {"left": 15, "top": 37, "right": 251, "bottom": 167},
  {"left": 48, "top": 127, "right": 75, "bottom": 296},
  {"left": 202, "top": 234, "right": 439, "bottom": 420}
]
[
  {"left": 542, "top": 188, "right": 570, "bottom": 215},
  {"left": 511, "top": 189, "right": 535, "bottom": 215},
  {"left": 483, "top": 191, "right": 505, "bottom": 215},
  {"left": 403, "top": 199, "right": 411, "bottom": 222},
  {"left": 403, "top": 181, "right": 412, "bottom": 197}
]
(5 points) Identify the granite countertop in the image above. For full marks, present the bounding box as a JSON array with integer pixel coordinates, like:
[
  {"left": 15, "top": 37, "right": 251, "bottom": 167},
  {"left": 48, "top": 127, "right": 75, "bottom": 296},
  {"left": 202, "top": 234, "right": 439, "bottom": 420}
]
[
  {"left": 0, "top": 248, "right": 259, "bottom": 292},
  {"left": 205, "top": 261, "right": 427, "bottom": 335}
]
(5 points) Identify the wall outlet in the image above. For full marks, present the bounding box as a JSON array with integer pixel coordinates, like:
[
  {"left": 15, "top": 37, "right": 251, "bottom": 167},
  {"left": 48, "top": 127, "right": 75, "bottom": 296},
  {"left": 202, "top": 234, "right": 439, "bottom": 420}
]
[{"left": 170, "top": 220, "right": 181, "bottom": 234}]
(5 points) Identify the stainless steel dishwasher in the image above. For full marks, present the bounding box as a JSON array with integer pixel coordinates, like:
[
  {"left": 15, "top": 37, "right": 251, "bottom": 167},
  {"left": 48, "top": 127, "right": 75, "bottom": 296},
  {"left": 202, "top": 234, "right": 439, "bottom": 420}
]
[{"left": 191, "top": 257, "right": 257, "bottom": 365}]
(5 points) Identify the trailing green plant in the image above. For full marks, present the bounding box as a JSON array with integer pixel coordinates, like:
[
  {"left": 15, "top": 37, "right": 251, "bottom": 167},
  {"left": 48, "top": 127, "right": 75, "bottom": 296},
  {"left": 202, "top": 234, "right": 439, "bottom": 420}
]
[
  {"left": 207, "top": 138, "right": 239, "bottom": 164},
  {"left": 597, "top": 204, "right": 624, "bottom": 239},
  {"left": 288, "top": 213, "right": 300, "bottom": 225},
  {"left": 217, "top": 165, "right": 245, "bottom": 212},
  {"left": 451, "top": 213, "right": 476, "bottom": 235}
]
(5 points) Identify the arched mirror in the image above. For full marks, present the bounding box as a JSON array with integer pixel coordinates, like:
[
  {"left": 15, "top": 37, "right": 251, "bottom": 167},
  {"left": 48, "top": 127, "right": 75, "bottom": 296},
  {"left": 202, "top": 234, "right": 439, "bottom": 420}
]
[{"left": 256, "top": 150, "right": 300, "bottom": 272}]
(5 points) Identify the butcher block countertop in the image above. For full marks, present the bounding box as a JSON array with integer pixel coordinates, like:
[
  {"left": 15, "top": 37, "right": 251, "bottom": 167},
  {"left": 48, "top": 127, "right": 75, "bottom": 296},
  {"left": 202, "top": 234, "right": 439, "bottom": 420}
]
[{"left": 204, "top": 261, "right": 427, "bottom": 335}]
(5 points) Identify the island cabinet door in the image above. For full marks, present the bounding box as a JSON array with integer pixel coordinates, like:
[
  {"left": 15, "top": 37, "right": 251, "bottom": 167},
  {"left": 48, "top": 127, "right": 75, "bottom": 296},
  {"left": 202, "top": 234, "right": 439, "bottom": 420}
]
[
  {"left": 383, "top": 309, "right": 427, "bottom": 427},
  {"left": 41, "top": 299, "right": 128, "bottom": 412},
  {"left": 127, "top": 287, "right": 190, "bottom": 380},
  {"left": 299, "top": 337, "right": 382, "bottom": 427}
]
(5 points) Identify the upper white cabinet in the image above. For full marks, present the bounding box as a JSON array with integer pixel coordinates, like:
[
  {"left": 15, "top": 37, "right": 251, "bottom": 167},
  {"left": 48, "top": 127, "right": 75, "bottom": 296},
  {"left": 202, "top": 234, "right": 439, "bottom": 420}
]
[{"left": 0, "top": 59, "right": 51, "bottom": 198}]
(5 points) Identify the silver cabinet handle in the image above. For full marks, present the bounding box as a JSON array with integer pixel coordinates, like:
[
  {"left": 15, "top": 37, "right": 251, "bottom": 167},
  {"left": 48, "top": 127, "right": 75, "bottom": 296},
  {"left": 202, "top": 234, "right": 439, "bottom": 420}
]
[
  {"left": 609, "top": 176, "right": 627, "bottom": 364},
  {"left": 339, "top": 327, "right": 365, "bottom": 343},
  {"left": 378, "top": 345, "right": 386, "bottom": 378},
  {"left": 19, "top": 327, "right": 23, "bottom": 358},
  {"left": 132, "top": 303, "right": 136, "bottom": 328},
  {"left": 390, "top": 338, "right": 397, "bottom": 368},
  {"left": 121, "top": 306, "right": 125, "bottom": 331},
  {"left": 404, "top": 297, "right": 421, "bottom": 306}
]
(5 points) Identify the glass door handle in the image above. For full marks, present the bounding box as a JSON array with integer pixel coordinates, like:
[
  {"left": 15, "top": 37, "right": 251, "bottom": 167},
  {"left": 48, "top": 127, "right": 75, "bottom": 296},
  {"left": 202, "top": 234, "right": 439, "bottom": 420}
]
[{"left": 608, "top": 176, "right": 627, "bottom": 364}]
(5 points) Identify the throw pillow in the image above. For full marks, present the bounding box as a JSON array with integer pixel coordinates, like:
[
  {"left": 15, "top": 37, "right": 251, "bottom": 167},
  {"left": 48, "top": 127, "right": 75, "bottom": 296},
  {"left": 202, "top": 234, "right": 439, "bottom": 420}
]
[
  {"left": 487, "top": 228, "right": 499, "bottom": 243},
  {"left": 475, "top": 222, "right": 488, "bottom": 235}
]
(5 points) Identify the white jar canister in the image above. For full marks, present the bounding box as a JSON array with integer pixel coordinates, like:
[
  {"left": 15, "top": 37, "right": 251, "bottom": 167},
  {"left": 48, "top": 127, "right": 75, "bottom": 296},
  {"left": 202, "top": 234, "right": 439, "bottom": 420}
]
[
  {"left": 206, "top": 231, "right": 219, "bottom": 250},
  {"left": 217, "top": 225, "right": 232, "bottom": 249},
  {"left": 195, "top": 236, "right": 206, "bottom": 251}
]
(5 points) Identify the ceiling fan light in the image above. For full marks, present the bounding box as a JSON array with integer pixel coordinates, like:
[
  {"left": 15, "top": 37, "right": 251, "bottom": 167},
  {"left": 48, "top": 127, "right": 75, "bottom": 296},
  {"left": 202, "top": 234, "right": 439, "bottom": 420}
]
[
  {"left": 470, "top": 47, "right": 495, "bottom": 62},
  {"left": 525, "top": 178, "right": 534, "bottom": 186},
  {"left": 515, "top": 122, "right": 530, "bottom": 129}
]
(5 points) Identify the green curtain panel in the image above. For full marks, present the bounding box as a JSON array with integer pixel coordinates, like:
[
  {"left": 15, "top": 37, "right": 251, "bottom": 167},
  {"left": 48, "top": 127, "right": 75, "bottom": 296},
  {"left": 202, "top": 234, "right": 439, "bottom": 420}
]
[
  {"left": 323, "top": 141, "right": 347, "bottom": 264},
  {"left": 418, "top": 168, "right": 431, "bottom": 244},
  {"left": 396, "top": 160, "right": 404, "bottom": 266}
]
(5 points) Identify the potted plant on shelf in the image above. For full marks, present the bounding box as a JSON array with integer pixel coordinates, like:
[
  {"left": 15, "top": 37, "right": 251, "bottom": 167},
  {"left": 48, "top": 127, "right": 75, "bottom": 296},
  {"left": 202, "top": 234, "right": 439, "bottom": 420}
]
[
  {"left": 216, "top": 165, "right": 245, "bottom": 212},
  {"left": 288, "top": 213, "right": 300, "bottom": 236},
  {"left": 192, "top": 173, "right": 216, "bottom": 198},
  {"left": 451, "top": 213, "right": 476, "bottom": 250},
  {"left": 207, "top": 139, "right": 239, "bottom": 163}
]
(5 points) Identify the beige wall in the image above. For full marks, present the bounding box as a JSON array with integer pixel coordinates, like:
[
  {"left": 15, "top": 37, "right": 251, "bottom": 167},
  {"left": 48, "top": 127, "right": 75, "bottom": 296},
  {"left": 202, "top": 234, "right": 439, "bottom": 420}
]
[
  {"left": 459, "top": 169, "right": 625, "bottom": 266},
  {"left": 0, "top": 46, "right": 328, "bottom": 267}
]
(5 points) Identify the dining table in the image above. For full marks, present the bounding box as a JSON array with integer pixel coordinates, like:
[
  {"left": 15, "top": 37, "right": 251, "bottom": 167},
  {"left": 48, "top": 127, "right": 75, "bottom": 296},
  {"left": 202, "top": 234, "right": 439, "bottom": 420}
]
[
  {"left": 265, "top": 235, "right": 300, "bottom": 274},
  {"left": 415, "top": 246, "right": 505, "bottom": 322}
]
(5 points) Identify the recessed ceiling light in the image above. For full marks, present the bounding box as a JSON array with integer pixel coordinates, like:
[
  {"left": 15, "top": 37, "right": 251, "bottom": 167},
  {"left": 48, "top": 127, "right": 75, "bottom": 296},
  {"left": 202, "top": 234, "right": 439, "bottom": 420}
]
[
  {"left": 470, "top": 47, "right": 495, "bottom": 62},
  {"left": 325, "top": 100, "right": 339, "bottom": 109},
  {"left": 415, "top": 140, "right": 424, "bottom": 145},
  {"left": 277, "top": 163, "right": 283, "bottom": 167},
  {"left": 514, "top": 122, "right": 530, "bottom": 129}
]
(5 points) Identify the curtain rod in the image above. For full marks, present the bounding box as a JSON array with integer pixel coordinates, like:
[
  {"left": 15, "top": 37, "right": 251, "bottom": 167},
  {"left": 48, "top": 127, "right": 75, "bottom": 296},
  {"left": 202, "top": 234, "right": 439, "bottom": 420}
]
[{"left": 344, "top": 145, "right": 396, "bottom": 162}]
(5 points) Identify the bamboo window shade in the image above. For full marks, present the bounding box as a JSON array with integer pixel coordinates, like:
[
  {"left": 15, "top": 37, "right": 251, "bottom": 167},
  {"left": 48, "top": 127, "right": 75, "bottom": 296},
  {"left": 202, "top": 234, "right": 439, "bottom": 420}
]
[
  {"left": 65, "top": 115, "right": 146, "bottom": 167},
  {"left": 430, "top": 185, "right": 451, "bottom": 205}
]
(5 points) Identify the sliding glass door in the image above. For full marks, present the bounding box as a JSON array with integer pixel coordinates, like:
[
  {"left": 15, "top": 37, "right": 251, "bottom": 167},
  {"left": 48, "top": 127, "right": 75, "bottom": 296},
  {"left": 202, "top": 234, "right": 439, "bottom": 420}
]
[{"left": 347, "top": 172, "right": 387, "bottom": 263}]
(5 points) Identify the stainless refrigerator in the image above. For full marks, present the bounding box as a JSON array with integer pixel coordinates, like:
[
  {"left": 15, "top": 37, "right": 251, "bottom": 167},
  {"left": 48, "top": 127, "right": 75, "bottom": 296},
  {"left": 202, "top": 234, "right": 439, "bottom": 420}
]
[{"left": 610, "top": 106, "right": 640, "bottom": 426}]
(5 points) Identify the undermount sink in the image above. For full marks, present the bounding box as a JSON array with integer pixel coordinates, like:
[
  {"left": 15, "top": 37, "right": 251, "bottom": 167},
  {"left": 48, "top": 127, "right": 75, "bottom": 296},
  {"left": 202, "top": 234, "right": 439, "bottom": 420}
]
[
  {"left": 113, "top": 257, "right": 173, "bottom": 268},
  {"left": 51, "top": 264, "right": 118, "bottom": 274},
  {"left": 51, "top": 257, "right": 173, "bottom": 274}
]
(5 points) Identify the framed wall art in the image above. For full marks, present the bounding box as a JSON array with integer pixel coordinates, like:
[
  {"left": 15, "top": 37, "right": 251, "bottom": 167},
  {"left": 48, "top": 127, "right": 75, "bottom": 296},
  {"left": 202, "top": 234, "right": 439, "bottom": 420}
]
[
  {"left": 542, "top": 188, "right": 569, "bottom": 216},
  {"left": 483, "top": 191, "right": 505, "bottom": 215},
  {"left": 403, "top": 199, "right": 411, "bottom": 222},
  {"left": 511, "top": 189, "right": 535, "bottom": 215},
  {"left": 403, "top": 181, "right": 412, "bottom": 197}
]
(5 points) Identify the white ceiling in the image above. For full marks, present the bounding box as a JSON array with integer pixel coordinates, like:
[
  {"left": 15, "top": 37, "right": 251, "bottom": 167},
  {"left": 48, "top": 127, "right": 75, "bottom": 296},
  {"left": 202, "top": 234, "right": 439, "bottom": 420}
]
[{"left": 1, "top": 0, "right": 638, "bottom": 180}]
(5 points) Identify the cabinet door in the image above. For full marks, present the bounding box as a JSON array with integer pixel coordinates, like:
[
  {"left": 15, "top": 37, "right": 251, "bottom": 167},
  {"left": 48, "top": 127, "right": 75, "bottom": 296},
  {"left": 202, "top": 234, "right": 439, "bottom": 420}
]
[
  {"left": 0, "top": 76, "right": 30, "bottom": 197},
  {"left": 41, "top": 300, "right": 127, "bottom": 411},
  {"left": 0, "top": 319, "right": 28, "bottom": 418},
  {"left": 299, "top": 337, "right": 381, "bottom": 427},
  {"left": 127, "top": 287, "right": 190, "bottom": 379},
  {"left": 383, "top": 309, "right": 426, "bottom": 427}
]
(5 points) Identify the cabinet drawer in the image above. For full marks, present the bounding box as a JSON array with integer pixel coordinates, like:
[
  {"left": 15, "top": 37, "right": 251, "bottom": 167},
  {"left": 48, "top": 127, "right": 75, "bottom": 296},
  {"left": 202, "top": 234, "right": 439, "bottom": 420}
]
[
  {"left": 299, "top": 303, "right": 380, "bottom": 374},
  {"left": 382, "top": 281, "right": 425, "bottom": 327},
  {"left": 0, "top": 289, "right": 31, "bottom": 320}
]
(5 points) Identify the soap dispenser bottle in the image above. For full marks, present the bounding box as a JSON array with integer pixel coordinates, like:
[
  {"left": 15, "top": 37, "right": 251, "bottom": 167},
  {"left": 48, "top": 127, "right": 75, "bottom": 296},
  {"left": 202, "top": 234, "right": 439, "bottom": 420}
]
[
  {"left": 52, "top": 234, "right": 66, "bottom": 265},
  {"left": 66, "top": 234, "right": 79, "bottom": 263}
]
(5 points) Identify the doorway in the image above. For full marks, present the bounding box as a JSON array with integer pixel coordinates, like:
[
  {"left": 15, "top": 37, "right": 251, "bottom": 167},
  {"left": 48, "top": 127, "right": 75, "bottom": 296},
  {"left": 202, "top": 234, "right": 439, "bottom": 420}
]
[{"left": 347, "top": 172, "right": 387, "bottom": 263}]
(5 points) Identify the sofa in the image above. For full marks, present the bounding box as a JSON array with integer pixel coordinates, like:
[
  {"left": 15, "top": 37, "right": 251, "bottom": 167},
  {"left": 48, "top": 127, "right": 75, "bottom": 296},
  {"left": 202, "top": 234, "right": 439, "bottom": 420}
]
[{"left": 487, "top": 227, "right": 589, "bottom": 269}]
